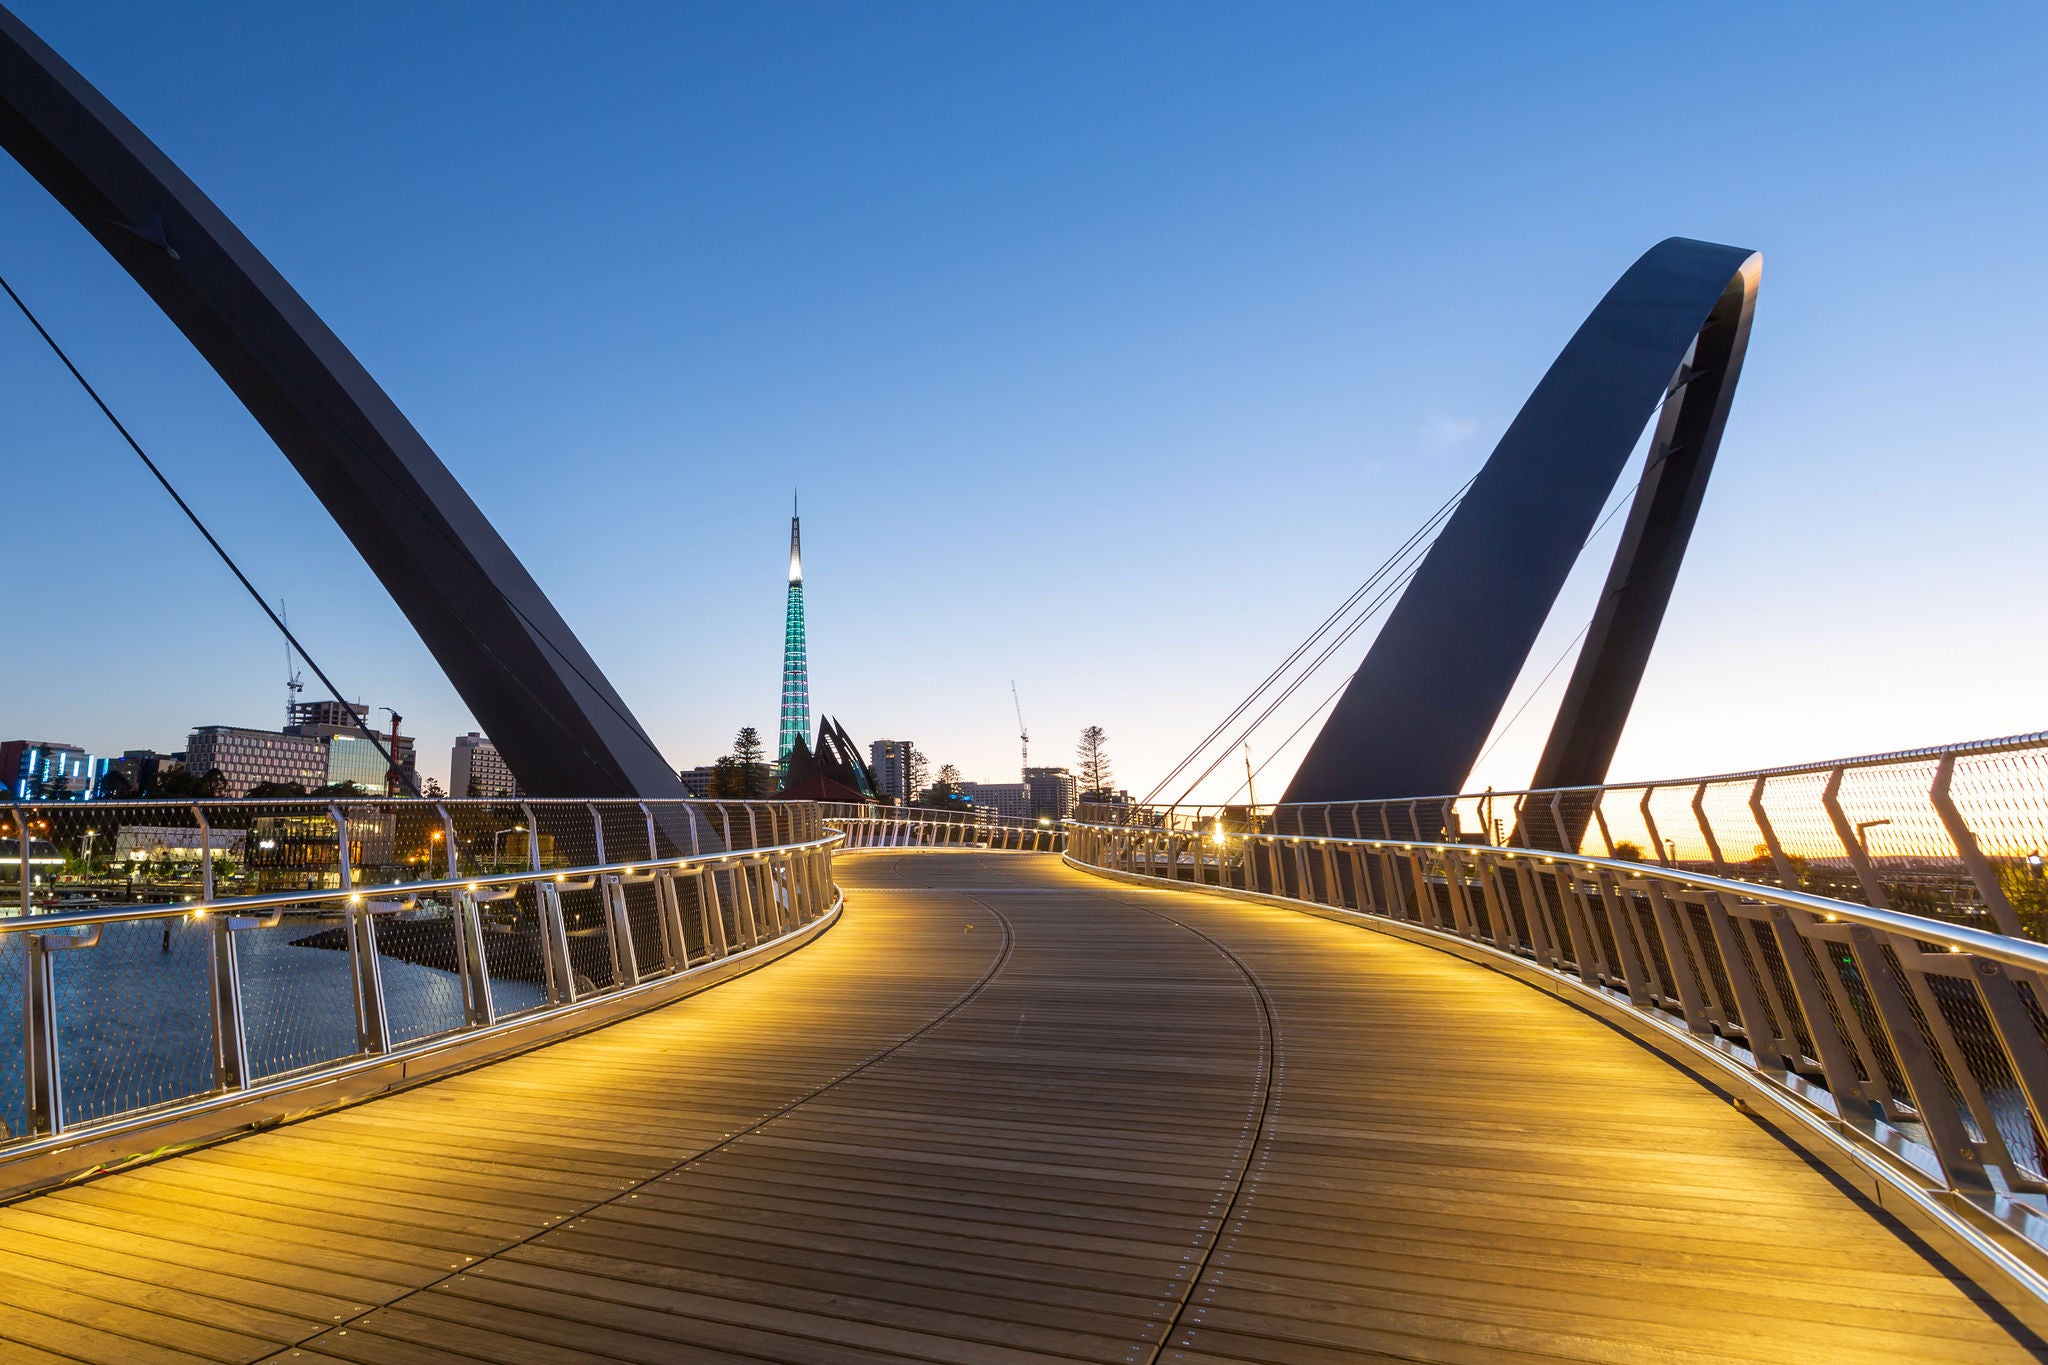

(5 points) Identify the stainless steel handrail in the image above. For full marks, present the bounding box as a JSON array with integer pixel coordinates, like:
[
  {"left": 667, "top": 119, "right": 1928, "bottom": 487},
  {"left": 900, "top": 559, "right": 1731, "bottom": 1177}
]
[
  {"left": 1077, "top": 729, "right": 2048, "bottom": 938},
  {"left": 1066, "top": 812, "right": 2048, "bottom": 1292},
  {"left": 0, "top": 805, "right": 843, "bottom": 1163},
  {"left": 818, "top": 802, "right": 1067, "bottom": 852}
]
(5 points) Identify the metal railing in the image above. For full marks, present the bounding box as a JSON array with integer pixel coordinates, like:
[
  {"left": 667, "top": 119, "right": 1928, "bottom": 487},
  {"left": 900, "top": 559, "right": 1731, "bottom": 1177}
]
[
  {"left": 1068, "top": 778, "right": 2048, "bottom": 1283},
  {"left": 0, "top": 797, "right": 839, "bottom": 1161},
  {"left": 819, "top": 802, "right": 1067, "bottom": 852},
  {"left": 1088, "top": 731, "right": 2048, "bottom": 938}
]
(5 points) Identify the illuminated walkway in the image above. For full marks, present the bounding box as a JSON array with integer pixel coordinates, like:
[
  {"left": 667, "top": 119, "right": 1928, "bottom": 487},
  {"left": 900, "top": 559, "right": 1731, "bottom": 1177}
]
[{"left": 1, "top": 854, "right": 2042, "bottom": 1364}]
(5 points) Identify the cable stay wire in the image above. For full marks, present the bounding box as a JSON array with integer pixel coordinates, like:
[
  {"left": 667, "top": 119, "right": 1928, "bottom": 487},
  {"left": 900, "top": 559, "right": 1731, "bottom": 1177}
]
[
  {"left": 1169, "top": 541, "right": 1430, "bottom": 807},
  {"left": 0, "top": 266, "right": 420, "bottom": 796},
  {"left": 1140, "top": 473, "right": 1475, "bottom": 804},
  {"left": 1176, "top": 392, "right": 1681, "bottom": 809}
]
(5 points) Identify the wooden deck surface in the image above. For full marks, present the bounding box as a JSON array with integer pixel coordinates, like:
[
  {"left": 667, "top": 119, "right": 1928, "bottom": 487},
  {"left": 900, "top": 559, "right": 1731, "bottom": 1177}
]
[{"left": 1, "top": 852, "right": 2041, "bottom": 1364}]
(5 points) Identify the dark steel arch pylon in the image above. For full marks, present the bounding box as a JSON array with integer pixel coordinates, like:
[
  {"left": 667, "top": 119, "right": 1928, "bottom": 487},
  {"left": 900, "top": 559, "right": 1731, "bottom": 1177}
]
[
  {"left": 0, "top": 7, "right": 684, "bottom": 798},
  {"left": 1283, "top": 238, "right": 1761, "bottom": 814}
]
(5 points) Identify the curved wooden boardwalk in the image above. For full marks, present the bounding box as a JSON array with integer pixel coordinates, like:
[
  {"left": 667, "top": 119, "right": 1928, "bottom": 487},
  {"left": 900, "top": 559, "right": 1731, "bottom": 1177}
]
[{"left": 1, "top": 853, "right": 2042, "bottom": 1364}]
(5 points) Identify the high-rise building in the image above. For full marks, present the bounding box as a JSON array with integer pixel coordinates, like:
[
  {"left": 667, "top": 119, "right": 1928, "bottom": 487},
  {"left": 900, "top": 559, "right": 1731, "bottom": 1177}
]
[
  {"left": 677, "top": 765, "right": 719, "bottom": 798},
  {"left": 869, "top": 739, "right": 918, "bottom": 801},
  {"left": 1025, "top": 766, "right": 1080, "bottom": 822},
  {"left": 777, "top": 497, "right": 810, "bottom": 778},
  {"left": 1, "top": 740, "right": 106, "bottom": 801},
  {"left": 452, "top": 733, "right": 521, "bottom": 799},
  {"left": 185, "top": 726, "right": 327, "bottom": 797}
]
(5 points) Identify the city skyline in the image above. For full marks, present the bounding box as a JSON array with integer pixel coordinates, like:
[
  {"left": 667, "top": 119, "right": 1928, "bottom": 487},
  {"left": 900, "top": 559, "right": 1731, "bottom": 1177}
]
[{"left": 0, "top": 3, "right": 2042, "bottom": 804}]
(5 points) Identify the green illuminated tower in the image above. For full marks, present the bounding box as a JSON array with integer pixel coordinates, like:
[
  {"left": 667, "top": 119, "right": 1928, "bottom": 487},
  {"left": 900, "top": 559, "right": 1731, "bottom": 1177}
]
[{"left": 777, "top": 496, "right": 810, "bottom": 778}]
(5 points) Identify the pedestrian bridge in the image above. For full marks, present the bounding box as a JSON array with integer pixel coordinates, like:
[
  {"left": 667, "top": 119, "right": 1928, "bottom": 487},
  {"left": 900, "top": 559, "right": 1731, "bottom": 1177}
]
[{"left": 7, "top": 757, "right": 2048, "bottom": 1362}]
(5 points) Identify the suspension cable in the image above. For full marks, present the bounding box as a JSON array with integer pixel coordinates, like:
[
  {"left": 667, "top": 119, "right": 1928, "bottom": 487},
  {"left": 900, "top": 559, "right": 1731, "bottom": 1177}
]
[
  {"left": 1140, "top": 473, "right": 1474, "bottom": 804},
  {"left": 0, "top": 268, "right": 418, "bottom": 795},
  {"left": 1174, "top": 389, "right": 1682, "bottom": 808}
]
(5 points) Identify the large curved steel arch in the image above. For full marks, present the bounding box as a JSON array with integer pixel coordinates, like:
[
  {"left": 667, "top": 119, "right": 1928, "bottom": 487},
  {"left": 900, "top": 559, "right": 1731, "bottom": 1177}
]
[
  {"left": 1284, "top": 238, "right": 1761, "bottom": 806},
  {"left": 0, "top": 7, "right": 684, "bottom": 799}
]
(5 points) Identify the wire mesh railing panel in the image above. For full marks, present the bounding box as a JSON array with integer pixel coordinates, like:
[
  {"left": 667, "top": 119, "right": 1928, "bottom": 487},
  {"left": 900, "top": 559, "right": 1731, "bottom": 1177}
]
[
  {"left": 523, "top": 803, "right": 599, "bottom": 871},
  {"left": 622, "top": 882, "right": 667, "bottom": 975},
  {"left": 236, "top": 910, "right": 364, "bottom": 1081},
  {"left": 1646, "top": 786, "right": 1711, "bottom": 866},
  {"left": 1697, "top": 781, "right": 1773, "bottom": 880},
  {"left": 374, "top": 900, "right": 470, "bottom": 1047},
  {"left": 1593, "top": 788, "right": 1656, "bottom": 861},
  {"left": 447, "top": 801, "right": 532, "bottom": 877},
  {"left": 478, "top": 886, "right": 552, "bottom": 1019},
  {"left": 51, "top": 916, "right": 216, "bottom": 1125}
]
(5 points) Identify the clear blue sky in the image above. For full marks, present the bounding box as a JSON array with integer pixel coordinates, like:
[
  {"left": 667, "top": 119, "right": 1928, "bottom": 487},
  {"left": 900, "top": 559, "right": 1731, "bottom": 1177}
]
[{"left": 2, "top": 2, "right": 2042, "bottom": 799}]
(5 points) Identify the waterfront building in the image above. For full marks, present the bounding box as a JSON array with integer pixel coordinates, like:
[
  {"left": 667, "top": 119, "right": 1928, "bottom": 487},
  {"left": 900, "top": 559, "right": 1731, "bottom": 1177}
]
[
  {"left": 677, "top": 765, "right": 719, "bottom": 797},
  {"left": 452, "top": 733, "right": 522, "bottom": 799},
  {"left": 1, "top": 740, "right": 106, "bottom": 801},
  {"left": 869, "top": 739, "right": 918, "bottom": 801},
  {"left": 960, "top": 781, "right": 1033, "bottom": 820},
  {"left": 777, "top": 499, "right": 811, "bottom": 777},
  {"left": 184, "top": 726, "right": 326, "bottom": 797},
  {"left": 285, "top": 700, "right": 416, "bottom": 792},
  {"left": 1025, "top": 766, "right": 1080, "bottom": 822}
]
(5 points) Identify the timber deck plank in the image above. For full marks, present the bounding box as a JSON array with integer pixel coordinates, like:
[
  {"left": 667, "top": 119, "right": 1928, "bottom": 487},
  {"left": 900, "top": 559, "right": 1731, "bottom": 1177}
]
[{"left": 0, "top": 852, "right": 2037, "bottom": 1364}]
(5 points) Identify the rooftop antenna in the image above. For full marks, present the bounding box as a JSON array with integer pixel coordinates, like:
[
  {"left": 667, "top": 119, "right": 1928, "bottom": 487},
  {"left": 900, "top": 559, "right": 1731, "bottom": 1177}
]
[
  {"left": 1011, "top": 681, "right": 1029, "bottom": 783},
  {"left": 282, "top": 598, "right": 303, "bottom": 726}
]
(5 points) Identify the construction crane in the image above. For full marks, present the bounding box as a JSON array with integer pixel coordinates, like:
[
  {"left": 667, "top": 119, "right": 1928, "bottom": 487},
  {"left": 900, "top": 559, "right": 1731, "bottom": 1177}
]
[
  {"left": 1011, "top": 681, "right": 1029, "bottom": 783},
  {"left": 281, "top": 599, "right": 303, "bottom": 727}
]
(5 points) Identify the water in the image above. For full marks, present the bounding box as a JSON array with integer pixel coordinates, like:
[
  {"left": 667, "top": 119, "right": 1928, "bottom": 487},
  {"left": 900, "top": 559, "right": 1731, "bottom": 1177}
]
[{"left": 0, "top": 918, "right": 546, "bottom": 1140}]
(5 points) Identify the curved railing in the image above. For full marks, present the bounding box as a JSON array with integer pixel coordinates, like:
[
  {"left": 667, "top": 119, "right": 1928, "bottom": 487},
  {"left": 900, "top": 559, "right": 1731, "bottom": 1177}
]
[
  {"left": 819, "top": 802, "right": 1067, "bottom": 852},
  {"left": 0, "top": 797, "right": 840, "bottom": 1197},
  {"left": 1067, "top": 781, "right": 2048, "bottom": 1292},
  {"left": 1100, "top": 730, "right": 2048, "bottom": 937}
]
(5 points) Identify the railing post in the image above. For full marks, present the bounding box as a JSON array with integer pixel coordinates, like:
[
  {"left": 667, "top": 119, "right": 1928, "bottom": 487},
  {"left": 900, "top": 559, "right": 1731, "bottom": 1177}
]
[
  {"left": 697, "top": 866, "right": 729, "bottom": 958},
  {"left": 1840, "top": 922, "right": 1992, "bottom": 1193},
  {"left": 14, "top": 807, "right": 31, "bottom": 915},
  {"left": 334, "top": 805, "right": 391, "bottom": 1055},
  {"left": 455, "top": 887, "right": 497, "bottom": 1027},
  {"left": 196, "top": 806, "right": 251, "bottom": 1090},
  {"left": 22, "top": 932, "right": 62, "bottom": 1134},
  {"left": 523, "top": 802, "right": 577, "bottom": 1004},
  {"left": 1930, "top": 752, "right": 2024, "bottom": 937},
  {"left": 1821, "top": 766, "right": 1891, "bottom": 908}
]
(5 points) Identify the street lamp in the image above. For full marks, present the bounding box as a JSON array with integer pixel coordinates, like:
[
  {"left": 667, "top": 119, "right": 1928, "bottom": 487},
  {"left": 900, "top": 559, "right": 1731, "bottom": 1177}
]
[{"left": 492, "top": 824, "right": 526, "bottom": 865}]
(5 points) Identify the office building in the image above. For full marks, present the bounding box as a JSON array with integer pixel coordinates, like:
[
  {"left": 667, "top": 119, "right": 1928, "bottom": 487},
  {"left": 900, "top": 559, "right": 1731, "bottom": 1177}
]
[
  {"left": 184, "top": 726, "right": 327, "bottom": 797},
  {"left": 869, "top": 739, "right": 918, "bottom": 801},
  {"left": 452, "top": 733, "right": 522, "bottom": 799},
  {"left": 678, "top": 765, "right": 719, "bottom": 798},
  {"left": 1025, "top": 766, "right": 1079, "bottom": 822},
  {"left": 960, "top": 781, "right": 1032, "bottom": 820},
  {"left": 286, "top": 701, "right": 416, "bottom": 792}
]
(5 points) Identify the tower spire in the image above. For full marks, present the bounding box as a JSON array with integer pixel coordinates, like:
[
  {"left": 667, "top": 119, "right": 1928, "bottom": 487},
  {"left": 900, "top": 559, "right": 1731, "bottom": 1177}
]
[{"left": 777, "top": 494, "right": 810, "bottom": 778}]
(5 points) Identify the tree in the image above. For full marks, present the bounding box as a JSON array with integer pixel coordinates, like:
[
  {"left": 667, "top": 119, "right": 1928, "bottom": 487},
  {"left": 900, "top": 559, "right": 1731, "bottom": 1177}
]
[
  {"left": 247, "top": 781, "right": 309, "bottom": 799},
  {"left": 1077, "top": 726, "right": 1113, "bottom": 799},
  {"left": 419, "top": 776, "right": 446, "bottom": 799},
  {"left": 148, "top": 767, "right": 223, "bottom": 799},
  {"left": 731, "top": 726, "right": 774, "bottom": 799},
  {"left": 905, "top": 747, "right": 930, "bottom": 802},
  {"left": 916, "top": 763, "right": 967, "bottom": 810},
  {"left": 707, "top": 755, "right": 747, "bottom": 798}
]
